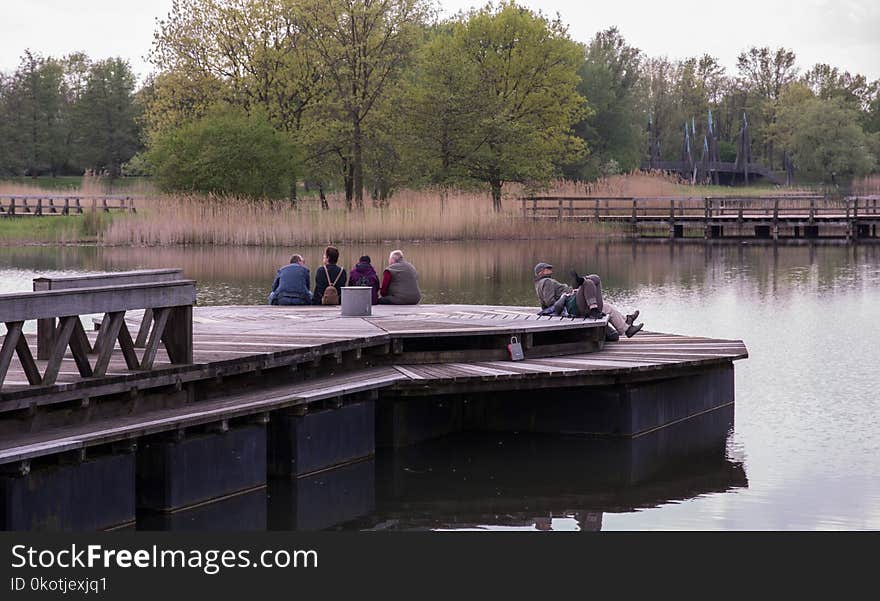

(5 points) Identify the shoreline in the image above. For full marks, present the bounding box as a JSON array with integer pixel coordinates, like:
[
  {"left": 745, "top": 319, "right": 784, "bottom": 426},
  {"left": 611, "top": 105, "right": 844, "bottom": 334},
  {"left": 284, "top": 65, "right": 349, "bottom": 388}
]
[{"left": 1, "top": 235, "right": 873, "bottom": 249}]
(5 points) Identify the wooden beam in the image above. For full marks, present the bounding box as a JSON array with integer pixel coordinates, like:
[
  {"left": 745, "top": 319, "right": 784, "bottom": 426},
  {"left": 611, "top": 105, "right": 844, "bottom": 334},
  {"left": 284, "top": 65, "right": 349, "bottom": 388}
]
[
  {"left": 32, "top": 269, "right": 183, "bottom": 291},
  {"left": 117, "top": 321, "right": 141, "bottom": 370},
  {"left": 14, "top": 328, "right": 42, "bottom": 385},
  {"left": 42, "top": 316, "right": 77, "bottom": 386},
  {"left": 0, "top": 321, "right": 23, "bottom": 390},
  {"left": 134, "top": 308, "right": 154, "bottom": 348},
  {"left": 92, "top": 312, "right": 125, "bottom": 377},
  {"left": 161, "top": 306, "right": 192, "bottom": 364},
  {"left": 140, "top": 307, "right": 170, "bottom": 370},
  {"left": 0, "top": 281, "right": 196, "bottom": 323},
  {"left": 69, "top": 319, "right": 94, "bottom": 378}
]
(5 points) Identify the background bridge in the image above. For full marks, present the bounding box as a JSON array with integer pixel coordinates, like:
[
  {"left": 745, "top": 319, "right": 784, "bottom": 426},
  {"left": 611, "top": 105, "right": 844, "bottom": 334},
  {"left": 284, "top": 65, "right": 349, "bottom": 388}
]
[{"left": 520, "top": 195, "right": 880, "bottom": 241}]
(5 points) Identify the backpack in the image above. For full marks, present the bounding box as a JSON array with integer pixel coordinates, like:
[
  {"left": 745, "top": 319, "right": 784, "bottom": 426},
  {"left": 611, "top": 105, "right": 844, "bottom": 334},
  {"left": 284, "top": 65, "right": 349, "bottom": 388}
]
[{"left": 321, "top": 266, "right": 344, "bottom": 305}]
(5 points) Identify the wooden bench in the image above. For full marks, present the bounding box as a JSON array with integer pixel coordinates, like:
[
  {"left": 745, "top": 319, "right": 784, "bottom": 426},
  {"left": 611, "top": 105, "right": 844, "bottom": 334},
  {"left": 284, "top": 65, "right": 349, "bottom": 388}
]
[{"left": 0, "top": 280, "right": 195, "bottom": 392}]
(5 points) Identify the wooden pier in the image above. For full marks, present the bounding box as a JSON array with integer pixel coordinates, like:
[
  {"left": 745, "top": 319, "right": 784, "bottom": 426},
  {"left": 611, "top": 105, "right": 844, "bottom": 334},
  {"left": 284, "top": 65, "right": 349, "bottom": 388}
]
[
  {"left": 0, "top": 272, "right": 747, "bottom": 530},
  {"left": 0, "top": 194, "right": 136, "bottom": 216},
  {"left": 521, "top": 195, "right": 880, "bottom": 241}
]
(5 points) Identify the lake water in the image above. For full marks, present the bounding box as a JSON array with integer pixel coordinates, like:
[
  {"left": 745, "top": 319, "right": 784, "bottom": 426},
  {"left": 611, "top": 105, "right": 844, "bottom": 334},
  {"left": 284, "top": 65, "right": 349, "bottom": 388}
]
[{"left": 2, "top": 240, "right": 879, "bottom": 530}]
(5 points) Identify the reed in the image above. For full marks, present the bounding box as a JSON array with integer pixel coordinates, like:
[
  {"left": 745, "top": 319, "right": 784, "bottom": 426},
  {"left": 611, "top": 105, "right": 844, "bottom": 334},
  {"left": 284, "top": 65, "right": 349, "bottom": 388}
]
[
  {"left": 2, "top": 171, "right": 830, "bottom": 246},
  {"left": 853, "top": 175, "right": 880, "bottom": 195},
  {"left": 100, "top": 186, "right": 621, "bottom": 246}
]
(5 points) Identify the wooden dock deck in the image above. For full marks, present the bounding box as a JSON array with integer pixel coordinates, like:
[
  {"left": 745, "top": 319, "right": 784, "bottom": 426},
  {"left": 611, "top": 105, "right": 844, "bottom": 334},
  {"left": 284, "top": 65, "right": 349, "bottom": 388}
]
[
  {"left": 0, "top": 298, "right": 747, "bottom": 530},
  {"left": 0, "top": 304, "right": 745, "bottom": 460}
]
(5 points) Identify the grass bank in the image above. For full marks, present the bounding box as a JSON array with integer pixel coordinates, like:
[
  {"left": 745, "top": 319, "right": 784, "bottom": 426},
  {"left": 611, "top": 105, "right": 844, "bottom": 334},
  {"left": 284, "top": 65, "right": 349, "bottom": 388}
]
[{"left": 0, "top": 212, "right": 111, "bottom": 244}]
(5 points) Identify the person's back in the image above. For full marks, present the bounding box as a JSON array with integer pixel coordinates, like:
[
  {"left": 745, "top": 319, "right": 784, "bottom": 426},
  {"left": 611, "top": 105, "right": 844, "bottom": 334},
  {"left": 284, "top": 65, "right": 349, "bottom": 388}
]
[
  {"left": 313, "top": 245, "right": 346, "bottom": 305},
  {"left": 379, "top": 250, "right": 421, "bottom": 305},
  {"left": 348, "top": 256, "right": 380, "bottom": 304},
  {"left": 270, "top": 255, "right": 311, "bottom": 306}
]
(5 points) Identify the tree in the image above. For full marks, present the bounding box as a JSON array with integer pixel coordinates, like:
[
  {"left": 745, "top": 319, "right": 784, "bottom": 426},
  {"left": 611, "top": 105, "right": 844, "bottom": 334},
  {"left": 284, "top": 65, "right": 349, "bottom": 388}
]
[
  {"left": 401, "top": 2, "right": 586, "bottom": 210},
  {"left": 568, "top": 28, "right": 644, "bottom": 180},
  {"left": 777, "top": 96, "right": 876, "bottom": 182},
  {"left": 0, "top": 73, "right": 25, "bottom": 175},
  {"left": 802, "top": 64, "right": 877, "bottom": 111},
  {"left": 297, "top": 0, "right": 432, "bottom": 209},
  {"left": 643, "top": 56, "right": 678, "bottom": 162},
  {"left": 148, "top": 0, "right": 323, "bottom": 199},
  {"left": 10, "top": 51, "right": 67, "bottom": 176},
  {"left": 145, "top": 105, "right": 298, "bottom": 197},
  {"left": 736, "top": 46, "right": 798, "bottom": 168},
  {"left": 74, "top": 58, "right": 142, "bottom": 177}
]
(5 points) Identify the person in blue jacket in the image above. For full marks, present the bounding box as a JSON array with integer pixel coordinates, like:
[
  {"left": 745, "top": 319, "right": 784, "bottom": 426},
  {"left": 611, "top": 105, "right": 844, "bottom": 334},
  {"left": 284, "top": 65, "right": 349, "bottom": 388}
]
[{"left": 268, "top": 254, "right": 312, "bottom": 305}]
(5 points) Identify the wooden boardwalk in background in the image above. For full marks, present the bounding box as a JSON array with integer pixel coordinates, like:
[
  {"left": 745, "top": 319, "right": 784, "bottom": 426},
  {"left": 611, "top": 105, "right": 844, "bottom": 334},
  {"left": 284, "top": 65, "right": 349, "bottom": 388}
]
[
  {"left": 0, "top": 194, "right": 136, "bottom": 216},
  {"left": 520, "top": 195, "right": 880, "bottom": 241}
]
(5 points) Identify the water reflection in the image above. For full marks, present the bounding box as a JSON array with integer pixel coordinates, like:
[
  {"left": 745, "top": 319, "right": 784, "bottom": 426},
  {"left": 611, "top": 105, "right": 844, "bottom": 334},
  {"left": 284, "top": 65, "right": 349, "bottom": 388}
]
[
  {"left": 3, "top": 241, "right": 880, "bottom": 307},
  {"left": 133, "top": 407, "right": 743, "bottom": 532},
  {"left": 349, "top": 406, "right": 744, "bottom": 531}
]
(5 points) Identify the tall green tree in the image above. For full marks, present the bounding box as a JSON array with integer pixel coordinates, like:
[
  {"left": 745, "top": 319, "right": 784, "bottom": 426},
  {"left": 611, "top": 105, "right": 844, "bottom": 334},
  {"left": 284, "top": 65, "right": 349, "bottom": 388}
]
[
  {"left": 149, "top": 0, "right": 322, "bottom": 134},
  {"left": 11, "top": 51, "right": 67, "bottom": 176},
  {"left": 73, "top": 58, "right": 142, "bottom": 176},
  {"left": 568, "top": 27, "right": 644, "bottom": 180},
  {"left": 802, "top": 64, "right": 877, "bottom": 111},
  {"left": 643, "top": 56, "right": 679, "bottom": 162},
  {"left": 777, "top": 96, "right": 876, "bottom": 182},
  {"left": 297, "top": 0, "right": 432, "bottom": 209},
  {"left": 401, "top": 2, "right": 585, "bottom": 210},
  {"left": 736, "top": 46, "right": 798, "bottom": 169}
]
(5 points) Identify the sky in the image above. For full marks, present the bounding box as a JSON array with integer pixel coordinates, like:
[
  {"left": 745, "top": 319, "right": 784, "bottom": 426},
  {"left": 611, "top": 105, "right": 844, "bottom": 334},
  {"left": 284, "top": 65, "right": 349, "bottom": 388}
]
[{"left": 1, "top": 0, "right": 878, "bottom": 82}]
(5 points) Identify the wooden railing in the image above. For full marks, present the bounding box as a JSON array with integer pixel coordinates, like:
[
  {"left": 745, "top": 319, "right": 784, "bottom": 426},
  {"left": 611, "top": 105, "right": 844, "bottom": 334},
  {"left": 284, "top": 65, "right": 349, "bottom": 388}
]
[
  {"left": 33, "top": 269, "right": 185, "bottom": 359},
  {"left": 0, "top": 195, "right": 137, "bottom": 216},
  {"left": 520, "top": 195, "right": 880, "bottom": 222},
  {"left": 0, "top": 280, "right": 195, "bottom": 392}
]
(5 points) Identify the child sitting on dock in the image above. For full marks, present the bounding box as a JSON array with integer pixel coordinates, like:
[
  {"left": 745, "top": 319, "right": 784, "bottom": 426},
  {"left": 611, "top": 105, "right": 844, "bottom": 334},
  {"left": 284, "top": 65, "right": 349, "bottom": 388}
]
[{"left": 533, "top": 262, "right": 643, "bottom": 338}]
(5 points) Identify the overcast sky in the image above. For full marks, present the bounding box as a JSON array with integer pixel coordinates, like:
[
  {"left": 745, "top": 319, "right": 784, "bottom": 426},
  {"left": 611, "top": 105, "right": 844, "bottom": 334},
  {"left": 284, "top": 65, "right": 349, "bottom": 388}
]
[{"left": 1, "top": 0, "right": 878, "bottom": 82}]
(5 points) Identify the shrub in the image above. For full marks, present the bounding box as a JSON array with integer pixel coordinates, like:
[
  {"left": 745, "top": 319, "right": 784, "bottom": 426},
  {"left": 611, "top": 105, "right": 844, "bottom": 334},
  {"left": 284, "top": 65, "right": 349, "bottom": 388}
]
[{"left": 145, "top": 106, "right": 297, "bottom": 198}]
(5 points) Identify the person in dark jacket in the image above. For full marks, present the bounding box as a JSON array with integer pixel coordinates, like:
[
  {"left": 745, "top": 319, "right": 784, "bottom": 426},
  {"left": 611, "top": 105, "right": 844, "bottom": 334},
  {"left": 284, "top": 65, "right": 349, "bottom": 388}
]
[
  {"left": 312, "top": 245, "right": 347, "bottom": 305},
  {"left": 378, "top": 249, "right": 421, "bottom": 305},
  {"left": 269, "top": 254, "right": 312, "bottom": 306},
  {"left": 348, "top": 255, "right": 380, "bottom": 304}
]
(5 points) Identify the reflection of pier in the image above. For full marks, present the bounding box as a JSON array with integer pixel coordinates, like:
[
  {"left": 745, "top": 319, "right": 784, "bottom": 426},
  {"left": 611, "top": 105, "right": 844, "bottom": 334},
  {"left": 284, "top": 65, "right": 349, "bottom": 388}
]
[
  {"left": 138, "top": 407, "right": 746, "bottom": 531},
  {"left": 0, "top": 271, "right": 746, "bottom": 530},
  {"left": 352, "top": 407, "right": 746, "bottom": 531}
]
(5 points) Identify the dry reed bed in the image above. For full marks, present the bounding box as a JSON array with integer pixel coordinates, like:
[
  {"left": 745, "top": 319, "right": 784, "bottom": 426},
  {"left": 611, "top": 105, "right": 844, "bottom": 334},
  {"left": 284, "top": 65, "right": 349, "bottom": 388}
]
[
  {"left": 3, "top": 172, "right": 835, "bottom": 246},
  {"left": 101, "top": 189, "right": 614, "bottom": 246}
]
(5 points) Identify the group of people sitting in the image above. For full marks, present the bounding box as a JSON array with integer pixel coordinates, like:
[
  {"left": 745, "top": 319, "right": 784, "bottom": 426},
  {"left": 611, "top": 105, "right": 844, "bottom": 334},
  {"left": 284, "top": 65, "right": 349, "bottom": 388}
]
[
  {"left": 268, "top": 246, "right": 422, "bottom": 306},
  {"left": 533, "top": 261, "right": 644, "bottom": 339}
]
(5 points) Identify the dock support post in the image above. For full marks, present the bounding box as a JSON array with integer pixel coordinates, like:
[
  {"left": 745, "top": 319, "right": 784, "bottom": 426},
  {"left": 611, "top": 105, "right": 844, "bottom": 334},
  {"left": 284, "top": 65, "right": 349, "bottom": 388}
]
[
  {"left": 137, "top": 423, "right": 266, "bottom": 513},
  {"left": 772, "top": 198, "right": 779, "bottom": 241},
  {"left": 703, "top": 197, "right": 711, "bottom": 239},
  {"left": 269, "top": 401, "right": 375, "bottom": 477},
  {"left": 268, "top": 459, "right": 375, "bottom": 531},
  {"left": 0, "top": 453, "right": 135, "bottom": 531}
]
